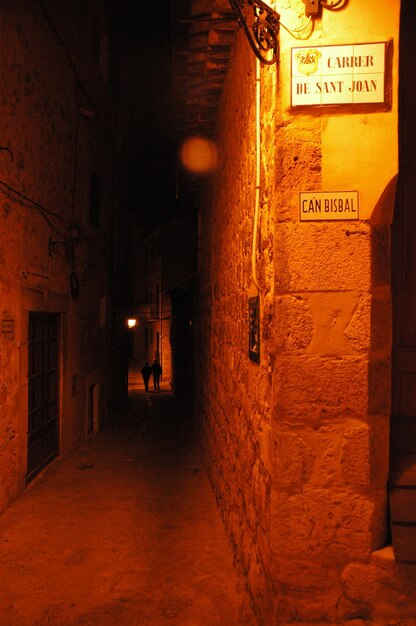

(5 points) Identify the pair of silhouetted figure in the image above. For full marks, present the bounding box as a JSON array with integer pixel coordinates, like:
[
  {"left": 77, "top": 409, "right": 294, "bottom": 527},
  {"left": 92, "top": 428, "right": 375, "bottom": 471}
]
[{"left": 141, "top": 359, "right": 162, "bottom": 392}]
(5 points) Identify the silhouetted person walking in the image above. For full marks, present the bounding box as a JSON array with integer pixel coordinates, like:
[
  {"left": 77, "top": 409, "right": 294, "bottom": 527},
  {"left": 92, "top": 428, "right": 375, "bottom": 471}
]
[
  {"left": 141, "top": 362, "right": 152, "bottom": 392},
  {"left": 151, "top": 359, "right": 162, "bottom": 392}
]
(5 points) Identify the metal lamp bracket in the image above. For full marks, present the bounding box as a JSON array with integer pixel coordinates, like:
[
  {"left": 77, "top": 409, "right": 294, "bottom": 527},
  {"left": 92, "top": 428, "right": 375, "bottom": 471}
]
[{"left": 228, "top": 0, "right": 280, "bottom": 65}]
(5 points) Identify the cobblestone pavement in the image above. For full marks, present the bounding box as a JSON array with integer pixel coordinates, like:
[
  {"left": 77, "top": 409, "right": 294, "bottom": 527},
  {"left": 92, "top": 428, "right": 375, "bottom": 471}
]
[{"left": 0, "top": 388, "right": 256, "bottom": 626}]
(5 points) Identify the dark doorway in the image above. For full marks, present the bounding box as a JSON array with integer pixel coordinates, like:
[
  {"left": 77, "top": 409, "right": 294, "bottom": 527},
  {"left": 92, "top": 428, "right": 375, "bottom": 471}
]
[
  {"left": 389, "top": 0, "right": 416, "bottom": 561},
  {"left": 88, "top": 384, "right": 96, "bottom": 434},
  {"left": 27, "top": 313, "right": 59, "bottom": 483},
  {"left": 170, "top": 288, "right": 194, "bottom": 403}
]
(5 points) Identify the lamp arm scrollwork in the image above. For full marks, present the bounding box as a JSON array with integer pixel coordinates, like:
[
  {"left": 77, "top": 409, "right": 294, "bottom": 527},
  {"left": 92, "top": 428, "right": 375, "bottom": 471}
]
[{"left": 228, "top": 0, "right": 280, "bottom": 65}]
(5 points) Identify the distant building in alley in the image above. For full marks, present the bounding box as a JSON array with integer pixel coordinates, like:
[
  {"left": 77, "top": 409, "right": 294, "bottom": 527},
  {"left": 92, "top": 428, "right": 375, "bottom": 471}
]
[{"left": 129, "top": 218, "right": 197, "bottom": 394}]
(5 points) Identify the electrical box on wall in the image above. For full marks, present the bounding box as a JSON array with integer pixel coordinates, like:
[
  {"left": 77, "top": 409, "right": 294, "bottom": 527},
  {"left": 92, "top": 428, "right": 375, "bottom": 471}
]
[
  {"left": 303, "top": 0, "right": 320, "bottom": 15},
  {"left": 249, "top": 296, "right": 260, "bottom": 364}
]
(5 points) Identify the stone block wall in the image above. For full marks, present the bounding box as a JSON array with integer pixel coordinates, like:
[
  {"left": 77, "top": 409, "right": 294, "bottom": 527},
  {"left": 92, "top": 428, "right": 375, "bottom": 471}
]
[
  {"left": 196, "top": 32, "right": 277, "bottom": 621},
  {"left": 196, "top": 0, "right": 416, "bottom": 622},
  {"left": 0, "top": 2, "right": 115, "bottom": 511}
]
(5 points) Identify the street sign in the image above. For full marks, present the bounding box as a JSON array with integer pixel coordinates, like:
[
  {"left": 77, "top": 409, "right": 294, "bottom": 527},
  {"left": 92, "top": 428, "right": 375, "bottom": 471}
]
[
  {"left": 291, "top": 42, "right": 386, "bottom": 107},
  {"left": 300, "top": 191, "right": 359, "bottom": 221}
]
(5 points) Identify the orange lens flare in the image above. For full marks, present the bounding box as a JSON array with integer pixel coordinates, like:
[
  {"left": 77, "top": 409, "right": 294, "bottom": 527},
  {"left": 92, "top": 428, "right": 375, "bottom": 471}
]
[{"left": 179, "top": 136, "right": 218, "bottom": 174}]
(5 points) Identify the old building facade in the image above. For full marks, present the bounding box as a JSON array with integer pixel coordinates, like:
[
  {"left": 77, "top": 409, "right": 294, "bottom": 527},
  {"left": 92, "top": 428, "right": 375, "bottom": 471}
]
[
  {"left": 129, "top": 229, "right": 172, "bottom": 387},
  {"left": 182, "top": 0, "right": 416, "bottom": 622},
  {"left": 0, "top": 2, "right": 127, "bottom": 511},
  {"left": 128, "top": 218, "right": 197, "bottom": 392}
]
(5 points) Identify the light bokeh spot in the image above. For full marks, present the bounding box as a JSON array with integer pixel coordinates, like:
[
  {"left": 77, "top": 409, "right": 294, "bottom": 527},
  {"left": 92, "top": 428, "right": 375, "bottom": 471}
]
[{"left": 179, "top": 136, "right": 218, "bottom": 174}]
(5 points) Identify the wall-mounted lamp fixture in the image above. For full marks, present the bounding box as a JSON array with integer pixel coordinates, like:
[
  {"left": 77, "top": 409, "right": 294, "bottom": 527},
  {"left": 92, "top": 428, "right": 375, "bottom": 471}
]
[
  {"left": 228, "top": 0, "right": 280, "bottom": 65},
  {"left": 227, "top": 0, "right": 347, "bottom": 64},
  {"left": 126, "top": 318, "right": 138, "bottom": 329}
]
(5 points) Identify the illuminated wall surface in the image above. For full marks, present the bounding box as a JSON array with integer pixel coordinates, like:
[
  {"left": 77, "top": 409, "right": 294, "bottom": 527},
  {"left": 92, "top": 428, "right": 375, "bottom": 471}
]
[
  {"left": 0, "top": 5, "right": 115, "bottom": 507},
  {"left": 195, "top": 0, "right": 416, "bottom": 622}
]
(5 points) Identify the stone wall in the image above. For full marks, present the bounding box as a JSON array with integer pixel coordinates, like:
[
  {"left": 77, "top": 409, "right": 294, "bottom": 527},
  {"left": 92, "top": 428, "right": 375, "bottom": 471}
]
[
  {"left": 0, "top": 2, "right": 115, "bottom": 511},
  {"left": 196, "top": 0, "right": 416, "bottom": 623},
  {"left": 196, "top": 31, "right": 277, "bottom": 620}
]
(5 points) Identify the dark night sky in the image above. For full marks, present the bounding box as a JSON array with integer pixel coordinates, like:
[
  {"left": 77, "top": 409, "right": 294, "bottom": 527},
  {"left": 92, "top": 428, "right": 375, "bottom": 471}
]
[{"left": 116, "top": 0, "right": 178, "bottom": 234}]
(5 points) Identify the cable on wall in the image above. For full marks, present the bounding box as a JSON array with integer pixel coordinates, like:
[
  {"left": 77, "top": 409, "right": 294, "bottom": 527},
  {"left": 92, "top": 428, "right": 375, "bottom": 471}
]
[
  {"left": 0, "top": 179, "right": 71, "bottom": 236},
  {"left": 251, "top": 58, "right": 262, "bottom": 292},
  {"left": 279, "top": 15, "right": 312, "bottom": 37}
]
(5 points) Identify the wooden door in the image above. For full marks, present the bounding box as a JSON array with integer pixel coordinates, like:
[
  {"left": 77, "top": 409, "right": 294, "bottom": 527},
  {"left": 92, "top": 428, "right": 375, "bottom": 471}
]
[
  {"left": 389, "top": 0, "right": 416, "bottom": 563},
  {"left": 390, "top": 167, "right": 416, "bottom": 561},
  {"left": 27, "top": 313, "right": 59, "bottom": 482}
]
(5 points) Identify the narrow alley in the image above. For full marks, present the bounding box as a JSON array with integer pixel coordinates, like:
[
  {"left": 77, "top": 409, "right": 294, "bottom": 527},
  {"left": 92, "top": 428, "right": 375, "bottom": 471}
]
[
  {"left": 0, "top": 389, "right": 255, "bottom": 626},
  {"left": 3, "top": 2, "right": 416, "bottom": 624}
]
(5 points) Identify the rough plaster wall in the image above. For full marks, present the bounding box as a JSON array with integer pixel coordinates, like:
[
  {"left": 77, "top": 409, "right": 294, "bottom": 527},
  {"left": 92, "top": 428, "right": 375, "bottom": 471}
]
[
  {"left": 197, "top": 0, "right": 416, "bottom": 623},
  {"left": 0, "top": 2, "right": 112, "bottom": 511},
  {"left": 197, "top": 32, "right": 276, "bottom": 621},
  {"left": 0, "top": 206, "right": 21, "bottom": 510}
]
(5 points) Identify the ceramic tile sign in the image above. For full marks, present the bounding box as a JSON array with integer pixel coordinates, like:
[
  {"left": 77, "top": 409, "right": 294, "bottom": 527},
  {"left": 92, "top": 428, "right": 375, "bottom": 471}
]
[
  {"left": 291, "top": 43, "right": 386, "bottom": 106},
  {"left": 300, "top": 191, "right": 359, "bottom": 221}
]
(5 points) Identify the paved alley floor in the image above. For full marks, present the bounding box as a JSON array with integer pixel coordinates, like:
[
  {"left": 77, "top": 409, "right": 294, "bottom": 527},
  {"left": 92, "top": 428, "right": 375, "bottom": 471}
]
[{"left": 0, "top": 389, "right": 256, "bottom": 626}]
